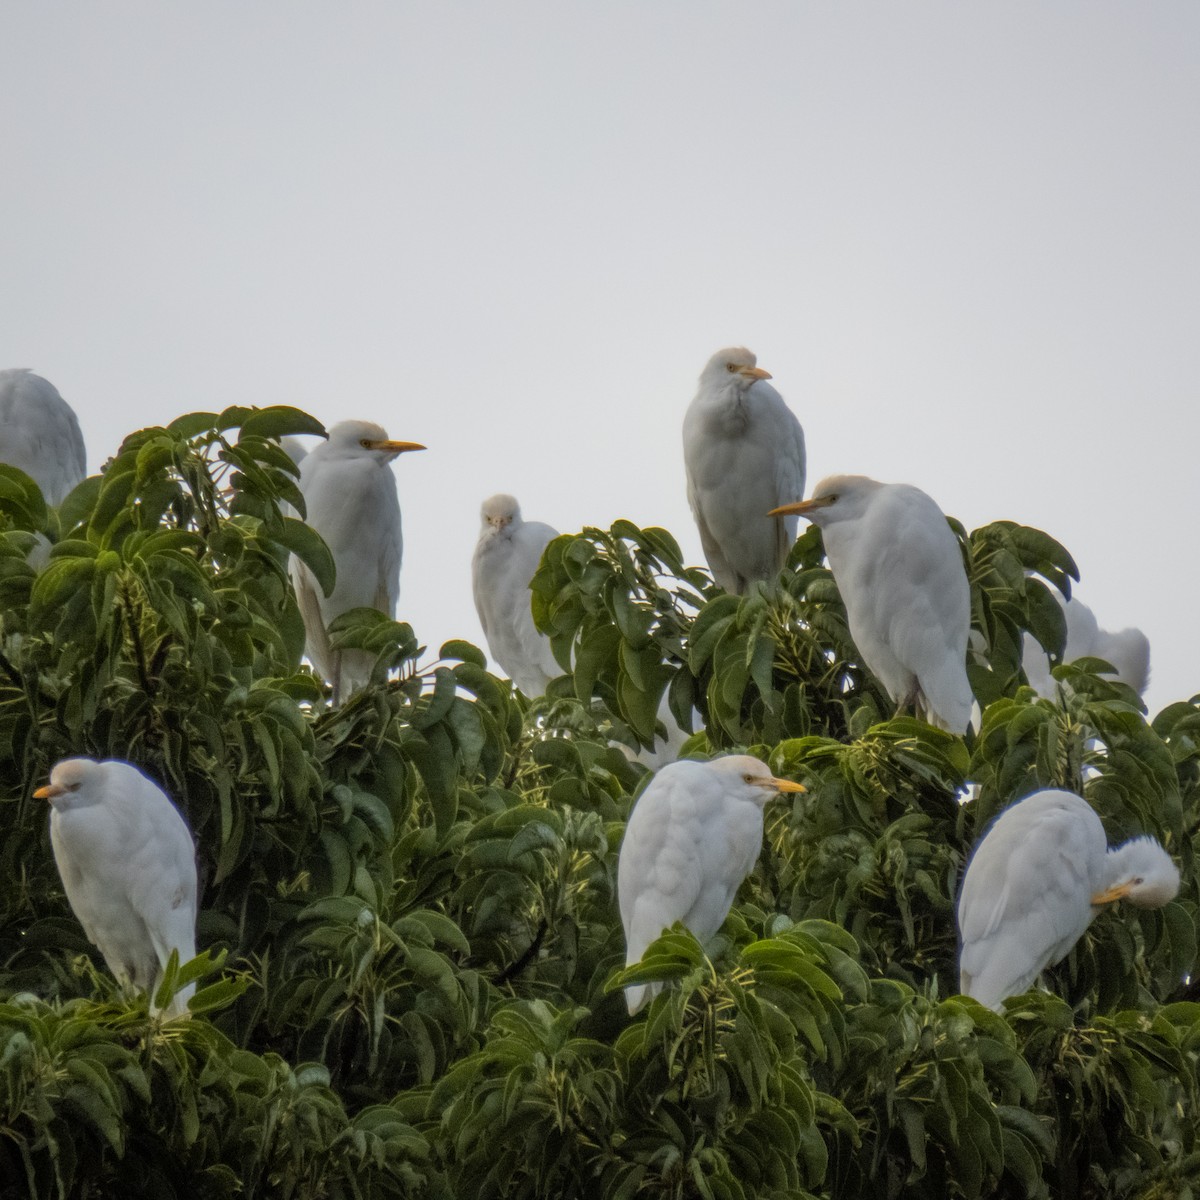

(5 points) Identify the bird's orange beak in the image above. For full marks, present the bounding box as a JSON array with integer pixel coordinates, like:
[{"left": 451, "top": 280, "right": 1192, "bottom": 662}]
[
  {"left": 770, "top": 776, "right": 806, "bottom": 793},
  {"left": 368, "top": 440, "right": 426, "bottom": 453},
  {"left": 738, "top": 366, "right": 772, "bottom": 382},
  {"left": 769, "top": 495, "right": 836, "bottom": 518},
  {"left": 1091, "top": 882, "right": 1134, "bottom": 905},
  {"left": 34, "top": 783, "right": 60, "bottom": 801}
]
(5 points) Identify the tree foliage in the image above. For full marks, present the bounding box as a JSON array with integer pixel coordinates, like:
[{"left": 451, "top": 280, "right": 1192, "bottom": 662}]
[{"left": 0, "top": 407, "right": 1197, "bottom": 1198}]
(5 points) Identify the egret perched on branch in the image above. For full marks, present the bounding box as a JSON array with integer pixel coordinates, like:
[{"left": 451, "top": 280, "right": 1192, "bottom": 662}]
[
  {"left": 772, "top": 475, "right": 974, "bottom": 734},
  {"left": 37, "top": 758, "right": 199, "bottom": 1018},
  {"left": 683, "top": 348, "right": 806, "bottom": 594},
  {"left": 472, "top": 494, "right": 561, "bottom": 697},
  {"left": 290, "top": 420, "right": 425, "bottom": 703},
  {"left": 957, "top": 788, "right": 1179, "bottom": 1010},
  {"left": 0, "top": 369, "right": 87, "bottom": 504},
  {"left": 1022, "top": 592, "right": 1151, "bottom": 699},
  {"left": 617, "top": 755, "right": 805, "bottom": 1013}
]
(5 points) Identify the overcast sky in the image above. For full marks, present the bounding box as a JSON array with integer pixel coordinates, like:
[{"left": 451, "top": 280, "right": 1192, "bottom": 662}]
[{"left": 3, "top": 3, "right": 1198, "bottom": 715}]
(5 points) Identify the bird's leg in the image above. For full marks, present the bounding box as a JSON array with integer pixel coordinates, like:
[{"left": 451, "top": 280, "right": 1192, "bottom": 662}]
[{"left": 895, "top": 682, "right": 920, "bottom": 719}]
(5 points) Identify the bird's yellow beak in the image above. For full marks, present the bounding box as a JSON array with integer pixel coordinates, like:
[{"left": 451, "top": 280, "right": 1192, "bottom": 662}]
[
  {"left": 1091, "top": 882, "right": 1134, "bottom": 906},
  {"left": 739, "top": 366, "right": 773, "bottom": 382},
  {"left": 369, "top": 440, "right": 426, "bottom": 453},
  {"left": 769, "top": 495, "right": 836, "bottom": 518},
  {"left": 34, "top": 783, "right": 59, "bottom": 801},
  {"left": 769, "top": 776, "right": 806, "bottom": 793}
]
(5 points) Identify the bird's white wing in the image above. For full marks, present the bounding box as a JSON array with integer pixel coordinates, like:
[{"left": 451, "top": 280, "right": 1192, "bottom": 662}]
[
  {"left": 0, "top": 369, "right": 87, "bottom": 504},
  {"left": 958, "top": 793, "right": 1104, "bottom": 1009},
  {"left": 852, "top": 487, "right": 972, "bottom": 731},
  {"left": 290, "top": 556, "right": 336, "bottom": 681},
  {"left": 1092, "top": 627, "right": 1151, "bottom": 696}
]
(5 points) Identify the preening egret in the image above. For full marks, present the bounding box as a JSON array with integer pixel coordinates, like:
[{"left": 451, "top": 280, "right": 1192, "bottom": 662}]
[
  {"left": 683, "top": 348, "right": 806, "bottom": 595},
  {"left": 471, "top": 494, "right": 561, "bottom": 696},
  {"left": 1023, "top": 592, "right": 1150, "bottom": 699},
  {"left": 37, "top": 758, "right": 199, "bottom": 1018},
  {"left": 0, "top": 369, "right": 87, "bottom": 504},
  {"left": 289, "top": 420, "right": 425, "bottom": 703},
  {"left": 617, "top": 755, "right": 805, "bottom": 1013},
  {"left": 957, "top": 787, "right": 1179, "bottom": 1010},
  {"left": 772, "top": 474, "right": 974, "bottom": 734}
]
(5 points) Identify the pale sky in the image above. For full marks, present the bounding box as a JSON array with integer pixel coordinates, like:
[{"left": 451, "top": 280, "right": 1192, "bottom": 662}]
[{"left": 3, "top": 3, "right": 1198, "bottom": 715}]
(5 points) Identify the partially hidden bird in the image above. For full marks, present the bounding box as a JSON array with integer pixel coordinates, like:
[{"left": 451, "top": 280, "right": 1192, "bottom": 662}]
[
  {"left": 957, "top": 787, "right": 1179, "bottom": 1011},
  {"left": 37, "top": 758, "right": 199, "bottom": 1018},
  {"left": 290, "top": 420, "right": 425, "bottom": 703},
  {"left": 772, "top": 474, "right": 975, "bottom": 734},
  {"left": 617, "top": 755, "right": 805, "bottom": 1013},
  {"left": 1022, "top": 591, "right": 1150, "bottom": 699},
  {"left": 0, "top": 368, "right": 87, "bottom": 505},
  {"left": 471, "top": 494, "right": 561, "bottom": 697},
  {"left": 683, "top": 347, "right": 806, "bottom": 595}
]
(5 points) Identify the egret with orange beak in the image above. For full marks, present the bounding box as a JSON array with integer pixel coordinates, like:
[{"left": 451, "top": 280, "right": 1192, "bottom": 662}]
[
  {"left": 38, "top": 758, "right": 198, "bottom": 1018},
  {"left": 289, "top": 419, "right": 425, "bottom": 703},
  {"left": 957, "top": 787, "right": 1179, "bottom": 1010},
  {"left": 617, "top": 755, "right": 806, "bottom": 1013},
  {"left": 771, "top": 474, "right": 974, "bottom": 733},
  {"left": 683, "top": 347, "right": 806, "bottom": 595}
]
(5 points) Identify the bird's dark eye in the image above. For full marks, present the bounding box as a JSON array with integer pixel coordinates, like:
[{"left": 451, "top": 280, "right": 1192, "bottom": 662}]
[
  {"left": 726, "top": 363, "right": 737, "bottom": 373},
  {"left": 743, "top": 773, "right": 755, "bottom": 783},
  {"left": 359, "top": 439, "right": 372, "bottom": 449},
  {"left": 1134, "top": 876, "right": 1144, "bottom": 885},
  {"left": 67, "top": 782, "right": 81, "bottom": 792},
  {"left": 827, "top": 494, "right": 839, "bottom": 503}
]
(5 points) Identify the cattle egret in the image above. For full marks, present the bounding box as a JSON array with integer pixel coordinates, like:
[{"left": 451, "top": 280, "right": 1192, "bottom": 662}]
[
  {"left": 289, "top": 420, "right": 424, "bottom": 703},
  {"left": 772, "top": 475, "right": 974, "bottom": 734},
  {"left": 0, "top": 369, "right": 87, "bottom": 504},
  {"left": 471, "top": 494, "right": 561, "bottom": 696},
  {"left": 617, "top": 755, "right": 805, "bottom": 1013},
  {"left": 37, "top": 758, "right": 199, "bottom": 1018},
  {"left": 957, "top": 787, "right": 1179, "bottom": 1010},
  {"left": 1023, "top": 592, "right": 1151, "bottom": 699},
  {"left": 683, "top": 348, "right": 806, "bottom": 594}
]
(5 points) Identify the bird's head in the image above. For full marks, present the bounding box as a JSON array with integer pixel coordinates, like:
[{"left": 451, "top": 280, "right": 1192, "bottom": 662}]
[
  {"left": 480, "top": 493, "right": 521, "bottom": 536},
  {"left": 707, "top": 754, "right": 806, "bottom": 808},
  {"left": 700, "top": 347, "right": 773, "bottom": 393},
  {"left": 34, "top": 758, "right": 102, "bottom": 811},
  {"left": 769, "top": 474, "right": 881, "bottom": 527},
  {"left": 324, "top": 420, "right": 426, "bottom": 464},
  {"left": 1092, "top": 837, "right": 1181, "bottom": 909}
]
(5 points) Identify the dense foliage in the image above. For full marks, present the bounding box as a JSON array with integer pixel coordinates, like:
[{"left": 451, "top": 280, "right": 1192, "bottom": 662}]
[{"left": 0, "top": 407, "right": 1197, "bottom": 1198}]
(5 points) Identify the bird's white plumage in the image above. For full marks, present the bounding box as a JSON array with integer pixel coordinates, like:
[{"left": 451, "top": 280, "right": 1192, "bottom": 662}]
[
  {"left": 617, "top": 755, "right": 804, "bottom": 1013},
  {"left": 777, "top": 474, "right": 974, "bottom": 733},
  {"left": 957, "top": 787, "right": 1180, "bottom": 1010},
  {"left": 0, "top": 369, "right": 87, "bottom": 505},
  {"left": 471, "top": 494, "right": 561, "bottom": 696},
  {"left": 683, "top": 348, "right": 806, "bottom": 595},
  {"left": 289, "top": 420, "right": 422, "bottom": 703},
  {"left": 1022, "top": 592, "right": 1151, "bottom": 699},
  {"left": 41, "top": 758, "right": 198, "bottom": 1017}
]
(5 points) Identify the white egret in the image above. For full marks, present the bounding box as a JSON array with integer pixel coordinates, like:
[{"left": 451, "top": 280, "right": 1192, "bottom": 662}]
[
  {"left": 683, "top": 348, "right": 806, "bottom": 595},
  {"left": 471, "top": 494, "right": 561, "bottom": 696},
  {"left": 1022, "top": 592, "right": 1150, "bottom": 699},
  {"left": 0, "top": 368, "right": 87, "bottom": 504},
  {"left": 37, "top": 758, "right": 199, "bottom": 1018},
  {"left": 957, "top": 787, "right": 1179, "bottom": 1011},
  {"left": 772, "top": 475, "right": 974, "bottom": 734},
  {"left": 617, "top": 755, "right": 805, "bottom": 1013},
  {"left": 289, "top": 420, "right": 425, "bottom": 703}
]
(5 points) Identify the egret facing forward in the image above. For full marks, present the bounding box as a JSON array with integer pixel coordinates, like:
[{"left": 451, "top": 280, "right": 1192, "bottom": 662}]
[
  {"left": 683, "top": 348, "right": 806, "bottom": 595},
  {"left": 1023, "top": 592, "right": 1151, "bottom": 699},
  {"left": 772, "top": 475, "right": 974, "bottom": 734},
  {"left": 38, "top": 758, "right": 199, "bottom": 1018},
  {"left": 290, "top": 420, "right": 425, "bottom": 703},
  {"left": 472, "top": 494, "right": 561, "bottom": 696},
  {"left": 617, "top": 755, "right": 805, "bottom": 1013},
  {"left": 0, "top": 369, "right": 87, "bottom": 504},
  {"left": 957, "top": 788, "right": 1179, "bottom": 1010}
]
